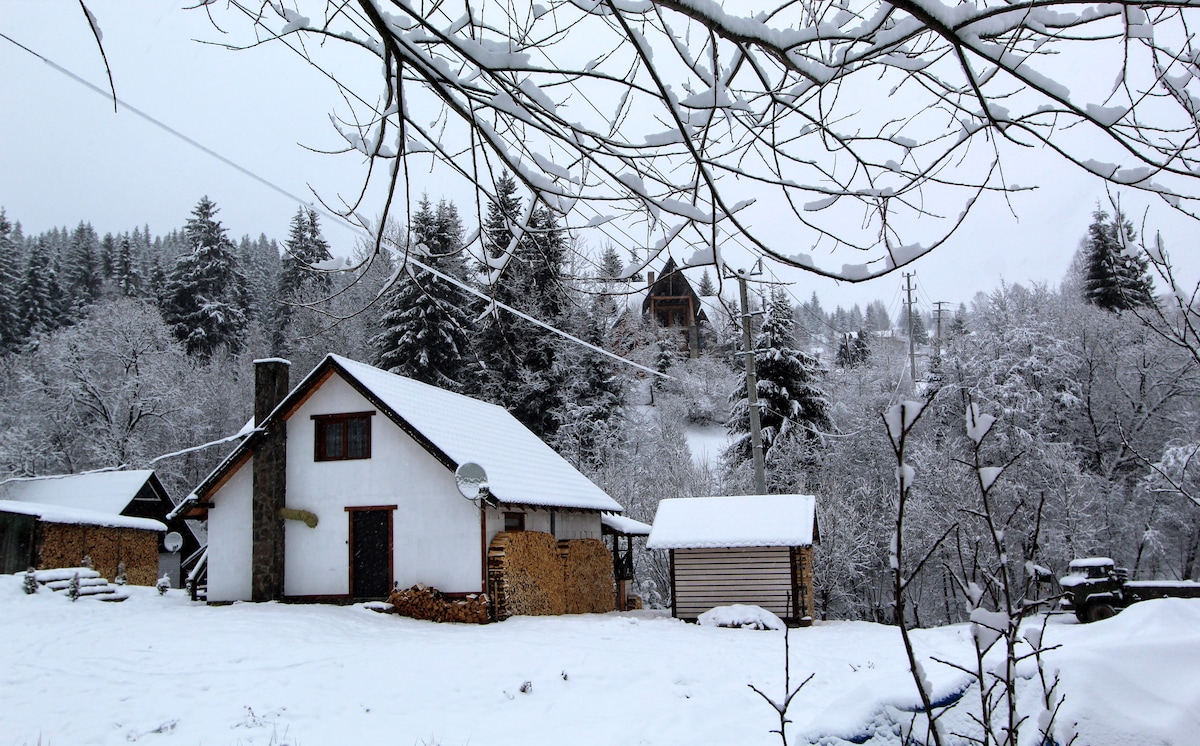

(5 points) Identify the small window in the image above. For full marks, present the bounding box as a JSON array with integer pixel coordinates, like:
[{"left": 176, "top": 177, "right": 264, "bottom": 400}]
[
  {"left": 313, "top": 412, "right": 374, "bottom": 461},
  {"left": 504, "top": 512, "right": 525, "bottom": 532}
]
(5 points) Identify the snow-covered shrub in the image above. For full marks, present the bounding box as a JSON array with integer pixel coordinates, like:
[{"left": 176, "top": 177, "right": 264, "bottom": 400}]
[
  {"left": 698, "top": 604, "right": 785, "bottom": 631},
  {"left": 660, "top": 357, "right": 737, "bottom": 425},
  {"left": 67, "top": 572, "right": 81, "bottom": 602},
  {"left": 113, "top": 561, "right": 127, "bottom": 586},
  {"left": 81, "top": 555, "right": 94, "bottom": 570},
  {"left": 156, "top": 575, "right": 171, "bottom": 595},
  {"left": 23, "top": 568, "right": 38, "bottom": 595}
]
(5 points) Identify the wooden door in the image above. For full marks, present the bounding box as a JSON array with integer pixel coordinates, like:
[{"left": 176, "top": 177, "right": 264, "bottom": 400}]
[{"left": 348, "top": 508, "right": 393, "bottom": 598}]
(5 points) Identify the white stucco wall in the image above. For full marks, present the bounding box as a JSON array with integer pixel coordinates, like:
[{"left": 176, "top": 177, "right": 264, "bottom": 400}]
[
  {"left": 282, "top": 374, "right": 484, "bottom": 597},
  {"left": 206, "top": 462, "right": 253, "bottom": 603},
  {"left": 483, "top": 506, "right": 602, "bottom": 546}
]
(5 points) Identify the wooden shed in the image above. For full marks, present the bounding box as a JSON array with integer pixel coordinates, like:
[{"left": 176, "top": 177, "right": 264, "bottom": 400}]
[
  {"left": 0, "top": 470, "right": 199, "bottom": 587},
  {"left": 646, "top": 494, "right": 818, "bottom": 626},
  {"left": 0, "top": 500, "right": 166, "bottom": 585}
]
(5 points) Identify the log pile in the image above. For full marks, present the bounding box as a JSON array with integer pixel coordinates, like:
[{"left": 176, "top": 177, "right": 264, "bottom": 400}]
[
  {"left": 489, "top": 531, "right": 565, "bottom": 617},
  {"left": 386, "top": 584, "right": 490, "bottom": 624},
  {"left": 562, "top": 538, "right": 615, "bottom": 614},
  {"left": 37, "top": 524, "right": 159, "bottom": 586},
  {"left": 488, "top": 531, "right": 615, "bottom": 620}
]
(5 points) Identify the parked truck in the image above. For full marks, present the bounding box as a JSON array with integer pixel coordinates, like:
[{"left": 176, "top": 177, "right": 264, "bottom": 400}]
[{"left": 1059, "top": 557, "right": 1200, "bottom": 623}]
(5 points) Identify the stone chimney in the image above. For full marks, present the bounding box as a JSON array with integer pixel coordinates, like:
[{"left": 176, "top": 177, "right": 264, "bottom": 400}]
[{"left": 251, "top": 358, "right": 290, "bottom": 602}]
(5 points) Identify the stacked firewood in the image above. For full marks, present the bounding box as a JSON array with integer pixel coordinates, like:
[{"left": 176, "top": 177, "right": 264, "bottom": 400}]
[
  {"left": 38, "top": 524, "right": 158, "bottom": 586},
  {"left": 562, "top": 538, "right": 614, "bottom": 614},
  {"left": 488, "top": 532, "right": 615, "bottom": 619},
  {"left": 489, "top": 531, "right": 566, "bottom": 617},
  {"left": 386, "top": 584, "right": 490, "bottom": 624}
]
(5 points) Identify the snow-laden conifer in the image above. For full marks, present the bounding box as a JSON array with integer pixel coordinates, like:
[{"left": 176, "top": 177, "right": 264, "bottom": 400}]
[
  {"left": 159, "top": 196, "right": 250, "bottom": 357},
  {"left": 1082, "top": 207, "right": 1156, "bottom": 311},
  {"left": 727, "top": 288, "right": 830, "bottom": 467},
  {"left": 372, "top": 197, "right": 473, "bottom": 391}
]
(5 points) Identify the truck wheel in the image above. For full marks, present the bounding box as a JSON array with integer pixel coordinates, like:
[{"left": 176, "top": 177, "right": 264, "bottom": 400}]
[{"left": 1085, "top": 602, "right": 1116, "bottom": 623}]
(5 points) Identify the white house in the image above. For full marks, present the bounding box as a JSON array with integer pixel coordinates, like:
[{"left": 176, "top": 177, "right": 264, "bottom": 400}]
[
  {"left": 646, "top": 494, "right": 819, "bottom": 625},
  {"left": 185, "top": 355, "right": 625, "bottom": 604}
]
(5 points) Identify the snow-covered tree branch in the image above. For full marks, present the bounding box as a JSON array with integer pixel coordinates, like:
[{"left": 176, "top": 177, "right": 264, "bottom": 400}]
[{"left": 209, "top": 0, "right": 1200, "bottom": 282}]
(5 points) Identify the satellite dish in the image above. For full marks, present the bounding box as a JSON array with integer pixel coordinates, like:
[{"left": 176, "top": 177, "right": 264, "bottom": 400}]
[
  {"left": 455, "top": 462, "right": 489, "bottom": 500},
  {"left": 164, "top": 531, "right": 183, "bottom": 553}
]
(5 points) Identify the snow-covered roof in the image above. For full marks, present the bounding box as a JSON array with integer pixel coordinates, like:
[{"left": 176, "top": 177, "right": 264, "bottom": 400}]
[
  {"left": 646, "top": 494, "right": 817, "bottom": 549},
  {"left": 601, "top": 512, "right": 652, "bottom": 536},
  {"left": 0, "top": 499, "right": 166, "bottom": 531},
  {"left": 0, "top": 470, "right": 159, "bottom": 516},
  {"left": 329, "top": 356, "right": 622, "bottom": 512}
]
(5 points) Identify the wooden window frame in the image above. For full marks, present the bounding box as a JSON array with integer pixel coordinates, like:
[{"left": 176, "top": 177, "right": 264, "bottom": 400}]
[
  {"left": 503, "top": 512, "right": 525, "bottom": 532},
  {"left": 312, "top": 411, "right": 375, "bottom": 461}
]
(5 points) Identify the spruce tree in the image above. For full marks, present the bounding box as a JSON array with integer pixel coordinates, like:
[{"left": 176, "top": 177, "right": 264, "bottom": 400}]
[
  {"left": 1082, "top": 207, "right": 1156, "bottom": 311},
  {"left": 159, "top": 196, "right": 250, "bottom": 357},
  {"left": 551, "top": 296, "right": 624, "bottom": 468},
  {"left": 63, "top": 221, "right": 102, "bottom": 314},
  {"left": 114, "top": 236, "right": 142, "bottom": 298},
  {"left": 273, "top": 207, "right": 333, "bottom": 355},
  {"left": 836, "top": 333, "right": 855, "bottom": 369},
  {"left": 100, "top": 232, "right": 117, "bottom": 284},
  {"left": 853, "top": 328, "right": 870, "bottom": 365},
  {"left": 900, "top": 305, "right": 929, "bottom": 344},
  {"left": 17, "top": 237, "right": 64, "bottom": 340},
  {"left": 727, "top": 287, "right": 830, "bottom": 466},
  {"left": 864, "top": 299, "right": 890, "bottom": 332},
  {"left": 473, "top": 174, "right": 566, "bottom": 437},
  {"left": 372, "top": 196, "right": 473, "bottom": 390},
  {"left": 697, "top": 268, "right": 717, "bottom": 296},
  {"left": 0, "top": 210, "right": 22, "bottom": 350},
  {"left": 598, "top": 243, "right": 624, "bottom": 281}
]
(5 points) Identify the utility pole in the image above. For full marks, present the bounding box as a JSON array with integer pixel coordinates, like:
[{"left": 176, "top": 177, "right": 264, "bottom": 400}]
[
  {"left": 904, "top": 272, "right": 917, "bottom": 387},
  {"left": 730, "top": 263, "right": 767, "bottom": 495},
  {"left": 932, "top": 301, "right": 948, "bottom": 356}
]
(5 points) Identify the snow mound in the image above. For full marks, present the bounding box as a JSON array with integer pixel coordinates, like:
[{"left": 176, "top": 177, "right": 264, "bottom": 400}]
[{"left": 698, "top": 604, "right": 785, "bottom": 631}]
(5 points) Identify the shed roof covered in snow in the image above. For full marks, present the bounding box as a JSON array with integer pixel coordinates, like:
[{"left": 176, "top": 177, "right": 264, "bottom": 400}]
[
  {"left": 0, "top": 499, "right": 166, "bottom": 531},
  {"left": 646, "top": 494, "right": 818, "bottom": 550},
  {"left": 0, "top": 470, "right": 166, "bottom": 517},
  {"left": 192, "top": 355, "right": 623, "bottom": 513},
  {"left": 601, "top": 512, "right": 652, "bottom": 536}
]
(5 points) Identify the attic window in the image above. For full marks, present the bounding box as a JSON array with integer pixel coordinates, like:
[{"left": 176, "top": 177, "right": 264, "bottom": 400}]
[{"left": 313, "top": 411, "right": 374, "bottom": 461}]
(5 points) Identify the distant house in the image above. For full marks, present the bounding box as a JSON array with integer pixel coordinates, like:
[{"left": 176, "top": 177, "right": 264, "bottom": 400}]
[
  {"left": 0, "top": 470, "right": 194, "bottom": 586},
  {"left": 184, "top": 355, "right": 626, "bottom": 605},
  {"left": 646, "top": 494, "right": 819, "bottom": 625},
  {"left": 642, "top": 257, "right": 710, "bottom": 357}
]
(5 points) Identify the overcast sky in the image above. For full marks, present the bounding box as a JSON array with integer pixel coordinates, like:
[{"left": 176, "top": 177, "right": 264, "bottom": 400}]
[{"left": 2, "top": 2, "right": 1197, "bottom": 321}]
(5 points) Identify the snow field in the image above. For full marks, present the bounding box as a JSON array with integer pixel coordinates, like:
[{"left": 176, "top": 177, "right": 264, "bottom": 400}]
[{"left": 2, "top": 575, "right": 1199, "bottom": 745}]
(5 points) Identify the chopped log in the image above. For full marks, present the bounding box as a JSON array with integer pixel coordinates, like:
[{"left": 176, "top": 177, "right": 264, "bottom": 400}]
[{"left": 385, "top": 584, "right": 490, "bottom": 624}]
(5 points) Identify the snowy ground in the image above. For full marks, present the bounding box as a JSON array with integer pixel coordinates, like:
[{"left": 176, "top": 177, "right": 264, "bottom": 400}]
[
  {"left": 3, "top": 575, "right": 1199, "bottom": 746},
  {"left": 684, "top": 423, "right": 731, "bottom": 468}
]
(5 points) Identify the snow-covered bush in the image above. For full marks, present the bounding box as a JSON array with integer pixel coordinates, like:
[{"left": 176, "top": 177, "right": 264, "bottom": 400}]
[
  {"left": 156, "top": 575, "right": 171, "bottom": 595},
  {"left": 67, "top": 572, "right": 81, "bottom": 602},
  {"left": 698, "top": 604, "right": 784, "bottom": 631},
  {"left": 23, "top": 568, "right": 38, "bottom": 595},
  {"left": 113, "top": 561, "right": 127, "bottom": 586}
]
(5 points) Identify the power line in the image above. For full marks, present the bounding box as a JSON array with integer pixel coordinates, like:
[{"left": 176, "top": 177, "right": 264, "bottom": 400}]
[{"left": 0, "top": 30, "right": 671, "bottom": 381}]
